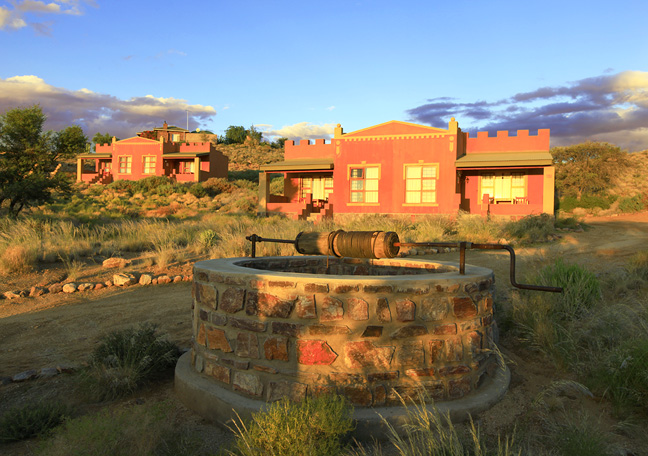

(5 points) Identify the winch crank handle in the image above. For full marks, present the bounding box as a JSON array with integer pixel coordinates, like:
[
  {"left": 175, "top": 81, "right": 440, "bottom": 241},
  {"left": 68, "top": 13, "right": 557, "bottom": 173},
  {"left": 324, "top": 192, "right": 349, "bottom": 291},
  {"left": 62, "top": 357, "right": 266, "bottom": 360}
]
[{"left": 470, "top": 243, "right": 563, "bottom": 293}]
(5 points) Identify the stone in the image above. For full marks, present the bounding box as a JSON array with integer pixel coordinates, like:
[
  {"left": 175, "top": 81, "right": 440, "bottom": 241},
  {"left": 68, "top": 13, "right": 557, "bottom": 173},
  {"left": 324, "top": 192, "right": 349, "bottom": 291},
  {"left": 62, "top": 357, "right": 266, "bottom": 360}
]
[
  {"left": 320, "top": 296, "right": 344, "bottom": 321},
  {"left": 29, "top": 286, "right": 48, "bottom": 297},
  {"left": 12, "top": 370, "right": 38, "bottom": 382},
  {"left": 390, "top": 325, "right": 428, "bottom": 339},
  {"left": 220, "top": 358, "right": 250, "bottom": 370},
  {"left": 405, "top": 368, "right": 435, "bottom": 378},
  {"left": 453, "top": 297, "right": 478, "bottom": 319},
  {"left": 429, "top": 340, "right": 444, "bottom": 362},
  {"left": 4, "top": 290, "right": 25, "bottom": 299},
  {"left": 157, "top": 275, "right": 172, "bottom": 285},
  {"left": 443, "top": 337, "right": 464, "bottom": 362},
  {"left": 173, "top": 275, "right": 183, "bottom": 283},
  {"left": 139, "top": 274, "right": 153, "bottom": 286},
  {"left": 113, "top": 273, "right": 136, "bottom": 287},
  {"left": 479, "top": 296, "right": 493, "bottom": 313},
  {"left": 271, "top": 322, "right": 303, "bottom": 337},
  {"left": 104, "top": 280, "right": 113, "bottom": 287},
  {"left": 376, "top": 297, "right": 392, "bottom": 322},
  {"left": 233, "top": 371, "right": 263, "bottom": 397},
  {"left": 221, "top": 287, "right": 246, "bottom": 313},
  {"left": 363, "top": 285, "right": 393, "bottom": 293},
  {"left": 420, "top": 297, "right": 448, "bottom": 321},
  {"left": 396, "top": 341, "right": 424, "bottom": 366},
  {"left": 267, "top": 381, "right": 307, "bottom": 402},
  {"left": 373, "top": 385, "right": 387, "bottom": 406},
  {"left": 304, "top": 283, "right": 328, "bottom": 293},
  {"left": 306, "top": 325, "right": 350, "bottom": 335},
  {"left": 329, "top": 372, "right": 364, "bottom": 384},
  {"left": 344, "top": 341, "right": 394, "bottom": 369},
  {"left": 395, "top": 299, "right": 416, "bottom": 321},
  {"left": 196, "top": 324, "right": 206, "bottom": 346},
  {"left": 295, "top": 295, "right": 317, "bottom": 319},
  {"left": 48, "top": 283, "right": 64, "bottom": 294},
  {"left": 235, "top": 333, "right": 260, "bottom": 358},
  {"left": 211, "top": 313, "right": 228, "bottom": 326},
  {"left": 448, "top": 378, "right": 472, "bottom": 398},
  {"left": 229, "top": 317, "right": 266, "bottom": 333},
  {"left": 347, "top": 298, "right": 369, "bottom": 321},
  {"left": 195, "top": 355, "right": 204, "bottom": 373},
  {"left": 37, "top": 367, "right": 58, "bottom": 378},
  {"left": 102, "top": 257, "right": 129, "bottom": 268},
  {"left": 297, "top": 340, "right": 338, "bottom": 365},
  {"left": 252, "top": 364, "right": 279, "bottom": 374},
  {"left": 432, "top": 323, "right": 457, "bottom": 335},
  {"left": 367, "top": 371, "right": 399, "bottom": 382},
  {"left": 94, "top": 283, "right": 104, "bottom": 290},
  {"left": 466, "top": 331, "right": 482, "bottom": 356},
  {"left": 361, "top": 326, "right": 383, "bottom": 338},
  {"left": 309, "top": 385, "right": 337, "bottom": 398},
  {"left": 343, "top": 385, "right": 372, "bottom": 406},
  {"left": 77, "top": 283, "right": 94, "bottom": 292},
  {"left": 333, "top": 284, "right": 358, "bottom": 293},
  {"left": 62, "top": 283, "right": 77, "bottom": 293},
  {"left": 245, "top": 291, "right": 294, "bottom": 318},
  {"left": 207, "top": 363, "right": 231, "bottom": 384},
  {"left": 206, "top": 327, "right": 233, "bottom": 352},
  {"left": 264, "top": 336, "right": 289, "bottom": 361}
]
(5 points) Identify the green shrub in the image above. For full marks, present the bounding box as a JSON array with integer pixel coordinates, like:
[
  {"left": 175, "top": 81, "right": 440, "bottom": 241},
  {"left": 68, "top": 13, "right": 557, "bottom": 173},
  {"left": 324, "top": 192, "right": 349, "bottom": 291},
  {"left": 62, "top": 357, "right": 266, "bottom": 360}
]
[
  {"left": 203, "top": 177, "right": 233, "bottom": 195},
  {"left": 229, "top": 170, "right": 260, "bottom": 183},
  {"left": 504, "top": 213, "right": 555, "bottom": 245},
  {"left": 228, "top": 395, "right": 354, "bottom": 456},
  {"left": 455, "top": 212, "right": 501, "bottom": 243},
  {"left": 0, "top": 401, "right": 72, "bottom": 443},
  {"left": 617, "top": 194, "right": 647, "bottom": 213},
  {"left": 131, "top": 176, "right": 173, "bottom": 195},
  {"left": 559, "top": 194, "right": 615, "bottom": 212},
  {"left": 555, "top": 216, "right": 583, "bottom": 230},
  {"left": 81, "top": 324, "right": 180, "bottom": 401},
  {"left": 188, "top": 182, "right": 207, "bottom": 198},
  {"left": 38, "top": 402, "right": 193, "bottom": 456}
]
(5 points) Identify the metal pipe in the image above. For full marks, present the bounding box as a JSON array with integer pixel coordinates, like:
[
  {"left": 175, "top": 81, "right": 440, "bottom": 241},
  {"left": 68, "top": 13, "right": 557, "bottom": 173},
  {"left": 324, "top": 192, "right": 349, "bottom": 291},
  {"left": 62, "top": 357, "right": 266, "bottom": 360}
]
[{"left": 245, "top": 234, "right": 296, "bottom": 258}]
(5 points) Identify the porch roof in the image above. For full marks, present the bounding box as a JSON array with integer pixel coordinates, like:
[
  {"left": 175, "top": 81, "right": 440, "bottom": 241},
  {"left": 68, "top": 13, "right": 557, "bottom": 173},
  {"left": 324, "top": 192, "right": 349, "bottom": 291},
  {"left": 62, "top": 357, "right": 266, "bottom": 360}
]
[
  {"left": 162, "top": 152, "right": 210, "bottom": 158},
  {"left": 77, "top": 153, "right": 112, "bottom": 159},
  {"left": 260, "top": 158, "right": 334, "bottom": 172},
  {"left": 455, "top": 151, "right": 553, "bottom": 168}
]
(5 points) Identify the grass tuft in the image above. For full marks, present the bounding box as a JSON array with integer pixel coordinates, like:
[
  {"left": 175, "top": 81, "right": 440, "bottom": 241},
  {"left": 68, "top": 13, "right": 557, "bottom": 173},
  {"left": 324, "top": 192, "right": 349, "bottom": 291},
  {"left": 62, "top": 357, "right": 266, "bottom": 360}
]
[{"left": 0, "top": 401, "right": 72, "bottom": 443}]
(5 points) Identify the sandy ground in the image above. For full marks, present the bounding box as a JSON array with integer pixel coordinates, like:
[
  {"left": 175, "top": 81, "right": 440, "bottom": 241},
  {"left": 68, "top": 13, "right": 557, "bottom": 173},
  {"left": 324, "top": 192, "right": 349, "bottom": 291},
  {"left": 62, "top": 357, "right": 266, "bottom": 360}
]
[{"left": 1, "top": 212, "right": 648, "bottom": 454}]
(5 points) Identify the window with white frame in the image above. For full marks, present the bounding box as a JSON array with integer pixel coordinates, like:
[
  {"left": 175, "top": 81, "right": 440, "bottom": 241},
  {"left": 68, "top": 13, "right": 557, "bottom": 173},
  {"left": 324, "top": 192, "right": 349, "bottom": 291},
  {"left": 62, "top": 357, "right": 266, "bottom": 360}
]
[
  {"left": 404, "top": 164, "right": 437, "bottom": 204},
  {"left": 143, "top": 156, "right": 156, "bottom": 174},
  {"left": 350, "top": 166, "right": 379, "bottom": 203},
  {"left": 118, "top": 156, "right": 132, "bottom": 174}
]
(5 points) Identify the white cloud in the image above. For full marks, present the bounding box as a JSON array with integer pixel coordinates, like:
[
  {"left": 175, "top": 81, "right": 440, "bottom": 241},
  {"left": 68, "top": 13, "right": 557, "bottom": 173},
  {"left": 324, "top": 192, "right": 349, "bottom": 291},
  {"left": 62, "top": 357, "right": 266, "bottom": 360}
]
[
  {"left": 0, "top": 0, "right": 94, "bottom": 32},
  {"left": 407, "top": 70, "right": 648, "bottom": 152},
  {"left": 261, "top": 122, "right": 336, "bottom": 141},
  {"left": 325, "top": 106, "right": 335, "bottom": 111},
  {"left": 0, "top": 75, "right": 217, "bottom": 139}
]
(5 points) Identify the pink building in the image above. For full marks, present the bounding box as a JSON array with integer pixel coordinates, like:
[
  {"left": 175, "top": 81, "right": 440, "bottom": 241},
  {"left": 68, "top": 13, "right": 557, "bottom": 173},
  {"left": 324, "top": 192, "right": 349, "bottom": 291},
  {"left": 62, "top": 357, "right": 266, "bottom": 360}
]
[{"left": 258, "top": 118, "right": 555, "bottom": 220}]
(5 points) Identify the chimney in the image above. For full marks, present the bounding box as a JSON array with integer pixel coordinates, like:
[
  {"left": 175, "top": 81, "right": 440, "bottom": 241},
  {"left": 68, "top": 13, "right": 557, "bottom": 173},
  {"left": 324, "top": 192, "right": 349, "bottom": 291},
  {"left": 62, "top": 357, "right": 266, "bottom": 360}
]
[{"left": 163, "top": 121, "right": 168, "bottom": 129}]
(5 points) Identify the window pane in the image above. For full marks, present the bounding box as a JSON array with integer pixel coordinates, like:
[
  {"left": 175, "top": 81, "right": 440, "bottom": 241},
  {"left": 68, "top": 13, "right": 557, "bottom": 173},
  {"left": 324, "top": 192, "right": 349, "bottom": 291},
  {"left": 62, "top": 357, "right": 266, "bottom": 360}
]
[
  {"left": 405, "top": 191, "right": 420, "bottom": 203},
  {"left": 406, "top": 166, "right": 421, "bottom": 179},
  {"left": 512, "top": 173, "right": 524, "bottom": 186},
  {"left": 422, "top": 191, "right": 436, "bottom": 203},
  {"left": 482, "top": 174, "right": 494, "bottom": 186},
  {"left": 351, "top": 192, "right": 363, "bottom": 202},
  {"left": 422, "top": 166, "right": 436, "bottom": 178},
  {"left": 365, "top": 179, "right": 378, "bottom": 191},
  {"left": 324, "top": 177, "right": 333, "bottom": 187},
  {"left": 351, "top": 180, "right": 364, "bottom": 190},
  {"left": 365, "top": 167, "right": 379, "bottom": 179},
  {"left": 351, "top": 168, "right": 363, "bottom": 178},
  {"left": 365, "top": 191, "right": 378, "bottom": 203},
  {"left": 422, "top": 179, "right": 435, "bottom": 190},
  {"left": 406, "top": 180, "right": 421, "bottom": 191}
]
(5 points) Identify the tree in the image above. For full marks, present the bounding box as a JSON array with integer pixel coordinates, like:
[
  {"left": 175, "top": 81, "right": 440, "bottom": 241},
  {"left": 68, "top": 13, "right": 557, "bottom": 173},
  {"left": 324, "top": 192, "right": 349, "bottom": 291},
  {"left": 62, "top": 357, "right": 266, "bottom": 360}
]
[
  {"left": 224, "top": 125, "right": 247, "bottom": 144},
  {"left": 92, "top": 132, "right": 118, "bottom": 145},
  {"left": 0, "top": 105, "right": 88, "bottom": 216},
  {"left": 272, "top": 137, "right": 288, "bottom": 149},
  {"left": 551, "top": 141, "right": 630, "bottom": 198}
]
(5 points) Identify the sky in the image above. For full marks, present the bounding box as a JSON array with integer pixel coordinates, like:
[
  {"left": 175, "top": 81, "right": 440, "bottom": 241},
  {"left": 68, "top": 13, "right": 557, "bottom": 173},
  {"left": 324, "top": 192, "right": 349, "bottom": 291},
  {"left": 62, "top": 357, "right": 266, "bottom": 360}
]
[{"left": 1, "top": 0, "right": 647, "bottom": 151}]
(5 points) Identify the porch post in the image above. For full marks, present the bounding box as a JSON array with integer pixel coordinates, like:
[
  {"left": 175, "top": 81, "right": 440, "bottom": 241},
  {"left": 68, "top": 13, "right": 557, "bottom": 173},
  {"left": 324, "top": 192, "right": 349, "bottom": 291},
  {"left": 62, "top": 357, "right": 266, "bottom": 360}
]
[
  {"left": 194, "top": 157, "right": 200, "bottom": 182},
  {"left": 543, "top": 166, "right": 555, "bottom": 215},
  {"left": 258, "top": 171, "right": 269, "bottom": 217},
  {"left": 76, "top": 158, "right": 83, "bottom": 182}
]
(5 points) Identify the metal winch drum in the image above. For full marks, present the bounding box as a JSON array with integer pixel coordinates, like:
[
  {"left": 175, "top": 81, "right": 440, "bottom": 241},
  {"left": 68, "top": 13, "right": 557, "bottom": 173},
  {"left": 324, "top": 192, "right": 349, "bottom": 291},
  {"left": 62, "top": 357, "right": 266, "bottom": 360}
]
[{"left": 175, "top": 230, "right": 561, "bottom": 439}]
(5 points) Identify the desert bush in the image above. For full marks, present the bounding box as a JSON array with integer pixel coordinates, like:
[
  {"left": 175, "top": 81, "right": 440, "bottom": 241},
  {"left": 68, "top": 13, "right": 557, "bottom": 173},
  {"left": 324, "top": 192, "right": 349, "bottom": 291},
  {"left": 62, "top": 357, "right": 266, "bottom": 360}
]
[
  {"left": 503, "top": 213, "right": 555, "bottom": 245},
  {"left": 617, "top": 194, "right": 647, "bottom": 213},
  {"left": 559, "top": 194, "right": 615, "bottom": 212},
  {"left": 369, "top": 392, "right": 521, "bottom": 456},
  {"left": 554, "top": 215, "right": 583, "bottom": 230},
  {"left": 188, "top": 182, "right": 207, "bottom": 198},
  {"left": 0, "top": 401, "right": 72, "bottom": 443},
  {"left": 38, "top": 402, "right": 194, "bottom": 456},
  {"left": 203, "top": 177, "right": 234, "bottom": 195},
  {"left": 411, "top": 215, "right": 455, "bottom": 242},
  {"left": 229, "top": 170, "right": 260, "bottom": 182},
  {"left": 0, "top": 244, "right": 37, "bottom": 274},
  {"left": 227, "top": 395, "right": 353, "bottom": 456},
  {"left": 130, "top": 175, "right": 173, "bottom": 194},
  {"left": 455, "top": 212, "right": 502, "bottom": 243},
  {"left": 81, "top": 324, "right": 180, "bottom": 401}
]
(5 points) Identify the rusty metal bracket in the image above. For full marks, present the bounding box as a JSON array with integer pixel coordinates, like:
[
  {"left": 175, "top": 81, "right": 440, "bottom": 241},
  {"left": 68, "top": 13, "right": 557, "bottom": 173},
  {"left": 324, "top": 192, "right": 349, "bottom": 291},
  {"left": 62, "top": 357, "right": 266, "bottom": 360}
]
[
  {"left": 395, "top": 241, "right": 563, "bottom": 293},
  {"left": 245, "top": 234, "right": 296, "bottom": 258}
]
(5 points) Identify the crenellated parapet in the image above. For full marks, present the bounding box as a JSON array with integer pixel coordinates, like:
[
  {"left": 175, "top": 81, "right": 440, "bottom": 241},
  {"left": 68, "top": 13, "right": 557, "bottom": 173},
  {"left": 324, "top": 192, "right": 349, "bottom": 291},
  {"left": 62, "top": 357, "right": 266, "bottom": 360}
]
[
  {"left": 179, "top": 142, "right": 215, "bottom": 152},
  {"left": 466, "top": 129, "right": 550, "bottom": 153},
  {"left": 284, "top": 138, "right": 335, "bottom": 160}
]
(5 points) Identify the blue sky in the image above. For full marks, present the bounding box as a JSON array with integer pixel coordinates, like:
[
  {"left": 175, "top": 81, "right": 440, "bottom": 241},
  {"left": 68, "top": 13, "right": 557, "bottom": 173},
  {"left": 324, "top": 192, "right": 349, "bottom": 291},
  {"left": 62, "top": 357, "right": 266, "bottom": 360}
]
[{"left": 1, "top": 0, "right": 647, "bottom": 151}]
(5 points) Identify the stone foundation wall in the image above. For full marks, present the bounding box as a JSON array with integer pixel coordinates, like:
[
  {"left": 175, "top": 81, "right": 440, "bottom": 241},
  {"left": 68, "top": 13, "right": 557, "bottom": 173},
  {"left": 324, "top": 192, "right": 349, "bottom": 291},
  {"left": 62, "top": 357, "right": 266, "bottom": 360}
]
[{"left": 191, "top": 256, "right": 498, "bottom": 407}]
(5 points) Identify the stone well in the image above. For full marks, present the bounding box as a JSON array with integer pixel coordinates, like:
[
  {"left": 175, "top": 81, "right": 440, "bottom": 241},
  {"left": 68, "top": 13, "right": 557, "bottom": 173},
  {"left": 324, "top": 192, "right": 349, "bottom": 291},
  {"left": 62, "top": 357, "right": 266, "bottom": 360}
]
[{"left": 175, "top": 256, "right": 510, "bottom": 438}]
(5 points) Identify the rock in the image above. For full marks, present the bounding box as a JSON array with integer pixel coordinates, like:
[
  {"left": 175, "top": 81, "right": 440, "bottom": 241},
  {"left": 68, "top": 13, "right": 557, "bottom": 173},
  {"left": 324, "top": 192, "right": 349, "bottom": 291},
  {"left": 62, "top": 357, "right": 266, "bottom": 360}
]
[
  {"left": 77, "top": 283, "right": 94, "bottom": 292},
  {"left": 102, "top": 257, "right": 129, "bottom": 269},
  {"left": 173, "top": 275, "right": 183, "bottom": 283},
  {"left": 48, "top": 283, "right": 64, "bottom": 294},
  {"left": 62, "top": 283, "right": 78, "bottom": 293},
  {"left": 13, "top": 370, "right": 38, "bottom": 382},
  {"left": 113, "top": 273, "right": 136, "bottom": 287},
  {"left": 56, "top": 365, "right": 77, "bottom": 374},
  {"left": 184, "top": 274, "right": 193, "bottom": 282},
  {"left": 1, "top": 376, "right": 12, "bottom": 385},
  {"left": 157, "top": 275, "right": 172, "bottom": 285},
  {"left": 29, "top": 286, "right": 48, "bottom": 297},
  {"left": 104, "top": 280, "right": 113, "bottom": 287},
  {"left": 152, "top": 278, "right": 158, "bottom": 285},
  {"left": 3, "top": 290, "right": 25, "bottom": 299},
  {"left": 94, "top": 283, "right": 104, "bottom": 290},
  {"left": 39, "top": 367, "right": 59, "bottom": 378},
  {"left": 139, "top": 274, "right": 153, "bottom": 285}
]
